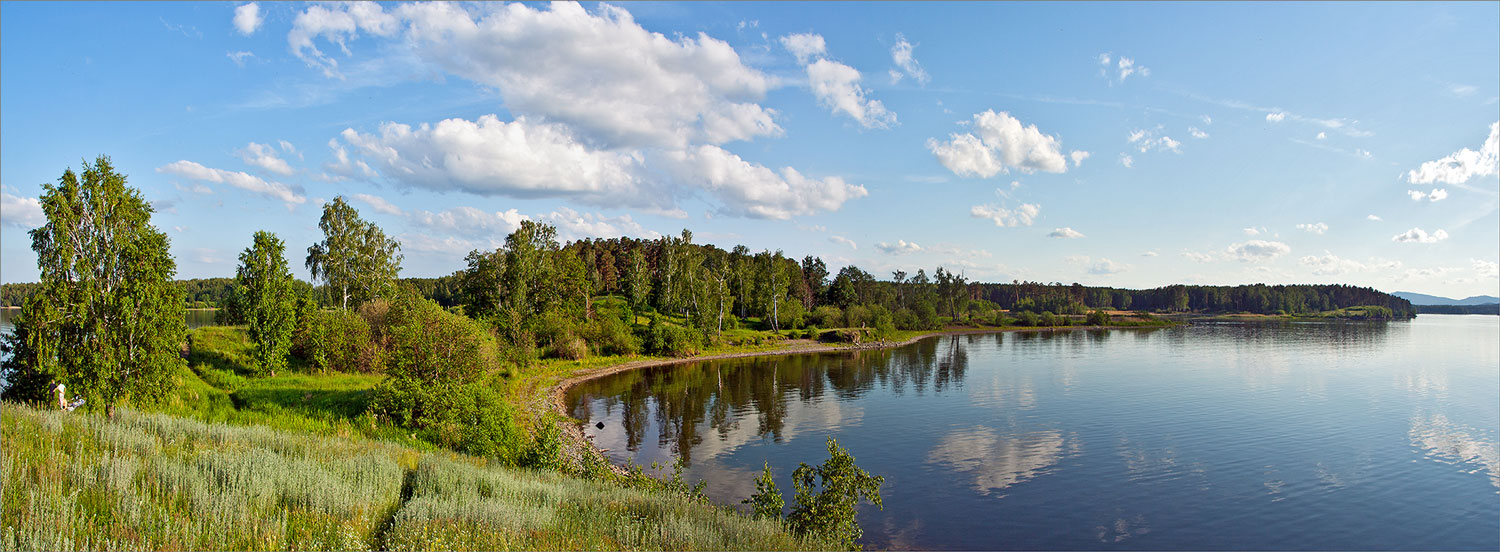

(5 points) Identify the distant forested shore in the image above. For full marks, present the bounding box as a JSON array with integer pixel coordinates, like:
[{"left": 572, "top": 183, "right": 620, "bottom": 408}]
[
  {"left": 1412, "top": 303, "right": 1500, "bottom": 315},
  {"left": 4, "top": 273, "right": 1415, "bottom": 320}
]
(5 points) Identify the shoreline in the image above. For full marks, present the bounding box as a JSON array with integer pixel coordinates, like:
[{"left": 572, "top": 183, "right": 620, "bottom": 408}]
[{"left": 544, "top": 323, "right": 1163, "bottom": 472}]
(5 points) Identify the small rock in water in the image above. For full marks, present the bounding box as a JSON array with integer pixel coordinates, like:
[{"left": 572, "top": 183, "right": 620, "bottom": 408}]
[{"left": 595, "top": 421, "right": 605, "bottom": 429}]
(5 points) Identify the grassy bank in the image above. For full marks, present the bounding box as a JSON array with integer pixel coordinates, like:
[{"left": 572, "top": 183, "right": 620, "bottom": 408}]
[{"left": 0, "top": 403, "right": 835, "bottom": 551}]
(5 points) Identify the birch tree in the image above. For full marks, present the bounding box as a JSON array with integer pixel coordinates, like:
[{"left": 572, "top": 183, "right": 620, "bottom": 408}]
[{"left": 305, "top": 196, "right": 402, "bottom": 311}]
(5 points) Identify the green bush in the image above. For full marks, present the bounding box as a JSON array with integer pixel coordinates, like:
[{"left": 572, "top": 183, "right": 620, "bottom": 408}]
[
  {"left": 643, "top": 315, "right": 704, "bottom": 357},
  {"left": 786, "top": 437, "right": 884, "bottom": 550},
  {"left": 581, "top": 311, "right": 640, "bottom": 356},
  {"left": 809, "top": 305, "right": 843, "bottom": 328},
  {"left": 293, "top": 309, "right": 382, "bottom": 373},
  {"left": 1086, "top": 310, "right": 1111, "bottom": 325},
  {"left": 1016, "top": 311, "right": 1041, "bottom": 327}
]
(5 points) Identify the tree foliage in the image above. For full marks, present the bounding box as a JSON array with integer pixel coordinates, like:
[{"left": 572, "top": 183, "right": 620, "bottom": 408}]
[
  {"left": 0, "top": 156, "right": 185, "bottom": 413},
  {"left": 786, "top": 437, "right": 884, "bottom": 550},
  {"left": 305, "top": 196, "right": 402, "bottom": 311},
  {"left": 235, "top": 231, "right": 297, "bottom": 375},
  {"left": 743, "top": 461, "right": 785, "bottom": 520}
]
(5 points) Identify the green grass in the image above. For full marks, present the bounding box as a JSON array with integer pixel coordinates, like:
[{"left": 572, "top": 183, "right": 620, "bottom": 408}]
[{"left": 0, "top": 403, "right": 834, "bottom": 551}]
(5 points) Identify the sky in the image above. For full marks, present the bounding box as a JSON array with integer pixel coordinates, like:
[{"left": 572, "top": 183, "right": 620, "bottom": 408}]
[{"left": 2, "top": 1, "right": 1497, "bottom": 298}]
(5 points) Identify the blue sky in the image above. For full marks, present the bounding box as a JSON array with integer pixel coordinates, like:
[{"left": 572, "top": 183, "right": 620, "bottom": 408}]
[{"left": 2, "top": 1, "right": 1497, "bottom": 298}]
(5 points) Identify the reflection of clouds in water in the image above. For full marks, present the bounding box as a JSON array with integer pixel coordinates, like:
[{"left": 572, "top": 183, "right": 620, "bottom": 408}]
[
  {"left": 1396, "top": 369, "right": 1448, "bottom": 398},
  {"left": 1118, "top": 437, "right": 1209, "bottom": 490},
  {"left": 1410, "top": 413, "right": 1500, "bottom": 490},
  {"left": 689, "top": 395, "right": 865, "bottom": 463},
  {"left": 927, "top": 426, "right": 1068, "bottom": 496}
]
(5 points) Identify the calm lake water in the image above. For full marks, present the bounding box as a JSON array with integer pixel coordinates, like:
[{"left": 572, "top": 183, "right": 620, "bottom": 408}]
[
  {"left": 0, "top": 307, "right": 219, "bottom": 336},
  {"left": 567, "top": 315, "right": 1500, "bottom": 550}
]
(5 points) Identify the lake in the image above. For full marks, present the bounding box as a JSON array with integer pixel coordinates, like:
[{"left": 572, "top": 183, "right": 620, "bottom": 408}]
[
  {"left": 0, "top": 307, "right": 220, "bottom": 336},
  {"left": 567, "top": 315, "right": 1500, "bottom": 550}
]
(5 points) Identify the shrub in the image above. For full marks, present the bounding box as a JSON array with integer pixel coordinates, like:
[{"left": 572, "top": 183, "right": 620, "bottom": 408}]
[
  {"left": 1086, "top": 310, "right": 1111, "bottom": 326},
  {"left": 580, "top": 311, "right": 640, "bottom": 356},
  {"left": 743, "top": 462, "right": 785, "bottom": 520},
  {"left": 554, "top": 335, "right": 588, "bottom": 360},
  {"left": 644, "top": 316, "right": 703, "bottom": 357},
  {"left": 1016, "top": 311, "right": 1041, "bottom": 327},
  {"left": 786, "top": 437, "right": 884, "bottom": 550},
  {"left": 810, "top": 305, "right": 843, "bottom": 328},
  {"left": 293, "top": 309, "right": 381, "bottom": 373}
]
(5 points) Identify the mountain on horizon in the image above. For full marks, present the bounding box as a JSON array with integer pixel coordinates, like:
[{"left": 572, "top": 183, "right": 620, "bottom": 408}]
[{"left": 1392, "top": 291, "right": 1500, "bottom": 306}]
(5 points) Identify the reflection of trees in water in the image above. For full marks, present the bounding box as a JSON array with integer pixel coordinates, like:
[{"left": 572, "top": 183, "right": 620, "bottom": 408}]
[{"left": 567, "top": 336, "right": 973, "bottom": 460}]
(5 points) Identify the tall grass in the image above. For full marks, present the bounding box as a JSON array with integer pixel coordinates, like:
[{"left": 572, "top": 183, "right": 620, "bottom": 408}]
[{"left": 1, "top": 403, "right": 835, "bottom": 551}]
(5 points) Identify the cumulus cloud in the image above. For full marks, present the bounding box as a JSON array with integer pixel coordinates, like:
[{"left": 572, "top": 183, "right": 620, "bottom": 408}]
[
  {"left": 1142, "top": 250, "right": 1159, "bottom": 257},
  {"left": 323, "top": 138, "right": 377, "bottom": 181},
  {"left": 338, "top": 115, "right": 646, "bottom": 201},
  {"left": 238, "top": 142, "right": 295, "bottom": 176},
  {"left": 1182, "top": 250, "right": 1215, "bottom": 263},
  {"left": 1117, "top": 56, "right": 1147, "bottom": 82},
  {"left": 1127, "top": 127, "right": 1182, "bottom": 154},
  {"left": 1474, "top": 259, "right": 1499, "bottom": 279},
  {"left": 1316, "top": 131, "right": 1327, "bottom": 140},
  {"left": 1, "top": 192, "right": 45, "bottom": 229},
  {"left": 888, "top": 33, "right": 929, "bottom": 85},
  {"left": 1405, "top": 122, "right": 1499, "bottom": 185},
  {"left": 660, "top": 145, "right": 868, "bottom": 219},
  {"left": 292, "top": 2, "right": 779, "bottom": 149},
  {"left": 1070, "top": 150, "right": 1090, "bottom": 167},
  {"left": 352, "top": 193, "right": 403, "bottom": 216},
  {"left": 1088, "top": 258, "right": 1128, "bottom": 275},
  {"left": 875, "top": 239, "right": 922, "bottom": 255},
  {"left": 1242, "top": 226, "right": 1266, "bottom": 236},
  {"left": 780, "top": 32, "right": 826, "bottom": 64},
  {"left": 1118, "top": 153, "right": 1134, "bottom": 168},
  {"left": 928, "top": 110, "right": 1069, "bottom": 177},
  {"left": 971, "top": 203, "right": 1040, "bottom": 227},
  {"left": 234, "top": 3, "right": 263, "bottom": 36},
  {"left": 1299, "top": 252, "right": 1367, "bottom": 276},
  {"left": 157, "top": 160, "right": 306, "bottom": 207},
  {"left": 1099, "top": 53, "right": 1148, "bottom": 84},
  {"left": 1296, "top": 222, "right": 1328, "bottom": 234},
  {"left": 1226, "top": 240, "right": 1291, "bottom": 262},
  {"left": 1266, "top": 112, "right": 1287, "bottom": 123},
  {"left": 1189, "top": 126, "right": 1209, "bottom": 139},
  {"left": 410, "top": 205, "right": 529, "bottom": 238},
  {"left": 1367, "top": 214, "right": 1382, "bottom": 221},
  {"left": 1392, "top": 227, "right": 1449, "bottom": 243},
  {"left": 1048, "top": 227, "right": 1085, "bottom": 239},
  {"left": 829, "top": 235, "right": 857, "bottom": 250},
  {"left": 1408, "top": 188, "right": 1449, "bottom": 202},
  {"left": 540, "top": 207, "right": 660, "bottom": 240},
  {"left": 807, "top": 58, "right": 896, "bottom": 129}
]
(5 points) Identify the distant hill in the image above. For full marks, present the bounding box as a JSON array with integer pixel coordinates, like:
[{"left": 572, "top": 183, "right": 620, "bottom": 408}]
[{"left": 1392, "top": 292, "right": 1500, "bottom": 306}]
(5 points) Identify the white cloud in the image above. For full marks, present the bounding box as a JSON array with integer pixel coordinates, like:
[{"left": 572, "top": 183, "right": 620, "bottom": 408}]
[
  {"left": 1, "top": 192, "right": 45, "bottom": 229},
  {"left": 1392, "top": 227, "right": 1449, "bottom": 243},
  {"left": 1128, "top": 127, "right": 1182, "bottom": 154},
  {"left": 1117, "top": 56, "right": 1148, "bottom": 82},
  {"left": 1242, "top": 226, "right": 1266, "bottom": 236},
  {"left": 928, "top": 110, "right": 1070, "bottom": 177},
  {"left": 1088, "top": 258, "right": 1128, "bottom": 275},
  {"left": 278, "top": 140, "right": 298, "bottom": 156},
  {"left": 888, "top": 33, "right": 929, "bottom": 85},
  {"left": 1316, "top": 131, "right": 1327, "bottom": 140},
  {"left": 1226, "top": 240, "right": 1291, "bottom": 262},
  {"left": 1296, "top": 222, "right": 1328, "bottom": 235},
  {"left": 338, "top": 115, "right": 647, "bottom": 201},
  {"left": 1070, "top": 150, "right": 1090, "bottom": 167},
  {"left": 238, "top": 142, "right": 295, "bottom": 176},
  {"left": 661, "top": 145, "right": 868, "bottom": 219},
  {"left": 1064, "top": 255, "right": 1091, "bottom": 264},
  {"left": 293, "top": 2, "right": 779, "bottom": 149},
  {"left": 323, "top": 138, "right": 377, "bottom": 181},
  {"left": 234, "top": 3, "right": 263, "bottom": 36},
  {"left": 1048, "top": 227, "right": 1085, "bottom": 239},
  {"left": 1119, "top": 153, "right": 1134, "bottom": 168},
  {"left": 351, "top": 193, "right": 403, "bottom": 216},
  {"left": 1098, "top": 53, "right": 1111, "bottom": 66},
  {"left": 226, "top": 50, "right": 255, "bottom": 67},
  {"left": 1355, "top": 148, "right": 1372, "bottom": 159},
  {"left": 875, "top": 239, "right": 923, "bottom": 255},
  {"left": 540, "top": 207, "right": 660, "bottom": 240},
  {"left": 1189, "top": 126, "right": 1209, "bottom": 139},
  {"left": 779, "top": 32, "right": 826, "bottom": 65},
  {"left": 1266, "top": 111, "right": 1287, "bottom": 123},
  {"left": 971, "top": 203, "right": 1040, "bottom": 227},
  {"left": 1201, "top": 115, "right": 1213, "bottom": 126},
  {"left": 1142, "top": 251, "right": 1159, "bottom": 257},
  {"left": 1367, "top": 214, "right": 1382, "bottom": 221},
  {"left": 829, "top": 235, "right": 857, "bottom": 250},
  {"left": 1299, "top": 252, "right": 1367, "bottom": 276},
  {"left": 1474, "top": 259, "right": 1499, "bottom": 279},
  {"left": 806, "top": 58, "right": 896, "bottom": 129},
  {"left": 1405, "top": 122, "right": 1499, "bottom": 185},
  {"left": 156, "top": 160, "right": 306, "bottom": 207},
  {"left": 410, "top": 206, "right": 529, "bottom": 238},
  {"left": 1408, "top": 188, "right": 1449, "bottom": 202},
  {"left": 1448, "top": 83, "right": 1478, "bottom": 97},
  {"left": 1182, "top": 250, "right": 1215, "bottom": 263}
]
